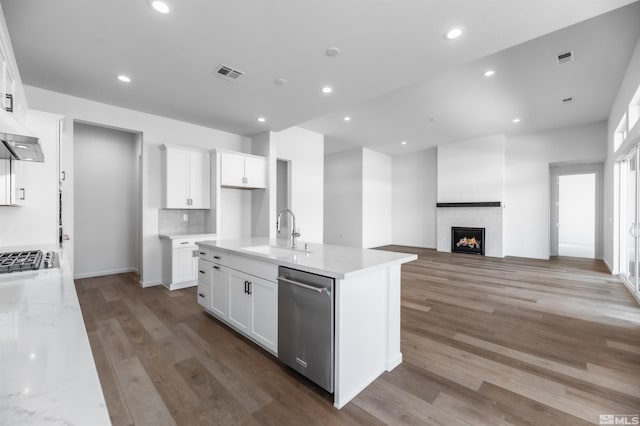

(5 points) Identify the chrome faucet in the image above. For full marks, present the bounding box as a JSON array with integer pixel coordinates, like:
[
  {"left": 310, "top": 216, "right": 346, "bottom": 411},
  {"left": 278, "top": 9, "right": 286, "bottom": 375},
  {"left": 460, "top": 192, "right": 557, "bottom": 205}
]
[{"left": 276, "top": 209, "right": 301, "bottom": 249}]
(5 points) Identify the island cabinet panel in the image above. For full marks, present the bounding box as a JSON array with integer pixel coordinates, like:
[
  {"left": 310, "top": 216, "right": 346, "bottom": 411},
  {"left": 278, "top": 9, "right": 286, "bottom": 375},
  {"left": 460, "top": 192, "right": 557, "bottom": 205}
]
[
  {"left": 249, "top": 276, "right": 277, "bottom": 353},
  {"left": 227, "top": 269, "right": 251, "bottom": 333},
  {"left": 210, "top": 264, "right": 228, "bottom": 318}
]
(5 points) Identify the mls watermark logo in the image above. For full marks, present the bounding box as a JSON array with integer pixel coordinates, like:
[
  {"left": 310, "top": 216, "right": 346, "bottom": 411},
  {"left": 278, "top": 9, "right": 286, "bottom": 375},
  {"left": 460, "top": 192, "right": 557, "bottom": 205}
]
[{"left": 600, "top": 414, "right": 640, "bottom": 425}]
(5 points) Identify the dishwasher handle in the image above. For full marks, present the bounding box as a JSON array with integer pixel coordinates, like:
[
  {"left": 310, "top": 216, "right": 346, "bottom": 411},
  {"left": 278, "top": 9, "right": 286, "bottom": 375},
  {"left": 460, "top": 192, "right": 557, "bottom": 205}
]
[{"left": 277, "top": 276, "right": 329, "bottom": 294}]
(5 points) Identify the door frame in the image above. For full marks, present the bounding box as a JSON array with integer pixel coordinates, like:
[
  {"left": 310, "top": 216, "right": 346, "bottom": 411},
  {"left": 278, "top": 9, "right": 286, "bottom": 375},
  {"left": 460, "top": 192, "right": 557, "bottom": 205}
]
[{"left": 549, "top": 163, "right": 604, "bottom": 258}]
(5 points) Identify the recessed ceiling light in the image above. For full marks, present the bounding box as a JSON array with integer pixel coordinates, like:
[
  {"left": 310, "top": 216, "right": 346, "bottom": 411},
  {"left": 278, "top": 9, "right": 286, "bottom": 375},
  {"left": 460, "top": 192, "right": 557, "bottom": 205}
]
[
  {"left": 326, "top": 47, "right": 340, "bottom": 57},
  {"left": 322, "top": 86, "right": 333, "bottom": 94},
  {"left": 401, "top": 141, "right": 407, "bottom": 145},
  {"left": 483, "top": 70, "right": 495, "bottom": 77},
  {"left": 149, "top": 0, "right": 170, "bottom": 14},
  {"left": 344, "top": 116, "right": 351, "bottom": 121},
  {"left": 445, "top": 27, "right": 464, "bottom": 40},
  {"left": 117, "top": 75, "right": 131, "bottom": 83},
  {"left": 512, "top": 118, "right": 521, "bottom": 123},
  {"left": 274, "top": 78, "right": 288, "bottom": 86},
  {"left": 257, "top": 117, "right": 266, "bottom": 123}
]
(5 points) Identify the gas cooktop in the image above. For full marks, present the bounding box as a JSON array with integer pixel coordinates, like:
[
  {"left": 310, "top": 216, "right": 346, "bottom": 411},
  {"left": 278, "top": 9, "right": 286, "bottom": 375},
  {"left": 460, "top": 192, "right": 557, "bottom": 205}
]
[{"left": 0, "top": 250, "right": 59, "bottom": 274}]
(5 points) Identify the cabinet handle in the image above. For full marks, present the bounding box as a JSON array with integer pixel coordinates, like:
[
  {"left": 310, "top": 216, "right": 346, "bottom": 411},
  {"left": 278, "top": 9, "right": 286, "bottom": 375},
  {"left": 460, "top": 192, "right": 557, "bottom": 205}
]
[
  {"left": 61, "top": 171, "right": 66, "bottom": 181},
  {"left": 19, "top": 188, "right": 25, "bottom": 200},
  {"left": 199, "top": 270, "right": 205, "bottom": 274},
  {"left": 213, "top": 255, "right": 221, "bottom": 260},
  {"left": 180, "top": 241, "right": 190, "bottom": 245},
  {"left": 213, "top": 266, "right": 220, "bottom": 270},
  {"left": 199, "top": 251, "right": 206, "bottom": 255},
  {"left": 198, "top": 293, "right": 205, "bottom": 298},
  {"left": 244, "top": 280, "right": 248, "bottom": 294},
  {"left": 5, "top": 94, "right": 13, "bottom": 113},
  {"left": 247, "top": 281, "right": 252, "bottom": 295}
]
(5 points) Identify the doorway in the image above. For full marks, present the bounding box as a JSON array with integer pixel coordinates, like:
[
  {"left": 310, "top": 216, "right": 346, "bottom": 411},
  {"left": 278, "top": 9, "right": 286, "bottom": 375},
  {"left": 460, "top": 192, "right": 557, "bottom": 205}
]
[
  {"left": 550, "top": 164, "right": 603, "bottom": 259},
  {"left": 73, "top": 122, "right": 141, "bottom": 278},
  {"left": 276, "top": 159, "right": 291, "bottom": 239},
  {"left": 619, "top": 150, "right": 639, "bottom": 293}
]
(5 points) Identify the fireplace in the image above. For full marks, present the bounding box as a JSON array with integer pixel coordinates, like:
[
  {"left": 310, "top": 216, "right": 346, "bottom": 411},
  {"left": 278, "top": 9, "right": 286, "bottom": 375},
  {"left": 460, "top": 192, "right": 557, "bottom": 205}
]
[{"left": 451, "top": 227, "right": 485, "bottom": 255}]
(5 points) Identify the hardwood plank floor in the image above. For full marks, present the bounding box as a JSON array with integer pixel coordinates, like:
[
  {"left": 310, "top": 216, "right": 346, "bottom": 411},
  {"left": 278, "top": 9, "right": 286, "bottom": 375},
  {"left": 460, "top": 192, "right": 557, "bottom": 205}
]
[{"left": 75, "top": 248, "right": 640, "bottom": 425}]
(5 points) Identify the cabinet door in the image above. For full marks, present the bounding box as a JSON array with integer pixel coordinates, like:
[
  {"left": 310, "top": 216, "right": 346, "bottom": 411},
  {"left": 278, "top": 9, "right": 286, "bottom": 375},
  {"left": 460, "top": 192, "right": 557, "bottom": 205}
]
[
  {"left": 220, "top": 152, "right": 246, "bottom": 187},
  {"left": 244, "top": 156, "right": 267, "bottom": 189},
  {"left": 210, "top": 264, "right": 228, "bottom": 318},
  {"left": 249, "top": 276, "right": 278, "bottom": 353},
  {"left": 227, "top": 269, "right": 251, "bottom": 333},
  {"left": 172, "top": 246, "right": 197, "bottom": 284},
  {"left": 165, "top": 148, "right": 190, "bottom": 208},
  {"left": 12, "top": 159, "right": 27, "bottom": 206},
  {"left": 188, "top": 151, "right": 210, "bottom": 209},
  {"left": 197, "top": 281, "right": 211, "bottom": 308}
]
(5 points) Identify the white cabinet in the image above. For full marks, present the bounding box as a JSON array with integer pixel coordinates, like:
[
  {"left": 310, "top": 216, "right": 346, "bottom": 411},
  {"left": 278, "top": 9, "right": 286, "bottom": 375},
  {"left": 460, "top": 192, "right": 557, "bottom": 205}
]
[
  {"left": 161, "top": 236, "right": 215, "bottom": 290},
  {"left": 248, "top": 276, "right": 278, "bottom": 352},
  {"left": 0, "top": 158, "right": 27, "bottom": 206},
  {"left": 197, "top": 247, "right": 278, "bottom": 354},
  {"left": 220, "top": 151, "right": 266, "bottom": 189},
  {"left": 210, "top": 263, "right": 228, "bottom": 317},
  {"left": 160, "top": 145, "right": 210, "bottom": 209},
  {"left": 227, "top": 269, "right": 251, "bottom": 333}
]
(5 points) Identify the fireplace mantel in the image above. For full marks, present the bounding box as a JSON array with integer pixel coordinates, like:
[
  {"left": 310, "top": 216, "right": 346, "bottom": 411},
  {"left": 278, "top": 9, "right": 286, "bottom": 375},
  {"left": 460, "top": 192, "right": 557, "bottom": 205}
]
[{"left": 436, "top": 202, "right": 501, "bottom": 208}]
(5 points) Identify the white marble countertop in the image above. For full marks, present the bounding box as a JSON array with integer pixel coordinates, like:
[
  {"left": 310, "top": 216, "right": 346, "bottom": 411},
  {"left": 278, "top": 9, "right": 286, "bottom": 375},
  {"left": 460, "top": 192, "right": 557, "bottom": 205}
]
[
  {"left": 197, "top": 238, "right": 417, "bottom": 279},
  {"left": 0, "top": 249, "right": 110, "bottom": 425},
  {"left": 158, "top": 232, "right": 217, "bottom": 240}
]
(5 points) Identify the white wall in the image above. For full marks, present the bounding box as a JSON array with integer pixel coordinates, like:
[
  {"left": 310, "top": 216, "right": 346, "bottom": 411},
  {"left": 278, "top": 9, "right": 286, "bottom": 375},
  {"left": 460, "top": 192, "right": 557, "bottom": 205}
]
[
  {"left": 437, "top": 134, "right": 505, "bottom": 202},
  {"left": 25, "top": 86, "right": 249, "bottom": 286},
  {"left": 73, "top": 122, "right": 139, "bottom": 278},
  {"left": 273, "top": 127, "right": 324, "bottom": 243},
  {"left": 504, "top": 122, "right": 606, "bottom": 259},
  {"left": 362, "top": 148, "right": 392, "bottom": 248},
  {"left": 324, "top": 148, "right": 363, "bottom": 247},
  {"left": 605, "top": 36, "right": 640, "bottom": 272},
  {"left": 392, "top": 148, "right": 437, "bottom": 248},
  {"left": 0, "top": 110, "right": 61, "bottom": 248}
]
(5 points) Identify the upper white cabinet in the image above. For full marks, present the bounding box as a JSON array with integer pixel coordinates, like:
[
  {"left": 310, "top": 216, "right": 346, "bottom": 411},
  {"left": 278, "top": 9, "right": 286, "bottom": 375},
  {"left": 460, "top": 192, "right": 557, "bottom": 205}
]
[
  {"left": 0, "top": 8, "right": 28, "bottom": 123},
  {"left": 160, "top": 145, "right": 210, "bottom": 209},
  {"left": 220, "top": 151, "right": 266, "bottom": 189}
]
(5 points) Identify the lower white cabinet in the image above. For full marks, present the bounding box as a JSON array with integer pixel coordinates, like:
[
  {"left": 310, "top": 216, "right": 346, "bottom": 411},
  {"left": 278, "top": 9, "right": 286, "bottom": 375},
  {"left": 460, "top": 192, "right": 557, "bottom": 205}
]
[
  {"left": 161, "top": 235, "right": 215, "bottom": 290},
  {"left": 197, "top": 249, "right": 278, "bottom": 354}
]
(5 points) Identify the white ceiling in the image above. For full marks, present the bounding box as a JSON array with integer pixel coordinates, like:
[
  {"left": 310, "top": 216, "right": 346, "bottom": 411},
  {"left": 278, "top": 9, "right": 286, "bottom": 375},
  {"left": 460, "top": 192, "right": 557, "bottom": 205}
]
[{"left": 1, "top": 0, "right": 639, "bottom": 156}]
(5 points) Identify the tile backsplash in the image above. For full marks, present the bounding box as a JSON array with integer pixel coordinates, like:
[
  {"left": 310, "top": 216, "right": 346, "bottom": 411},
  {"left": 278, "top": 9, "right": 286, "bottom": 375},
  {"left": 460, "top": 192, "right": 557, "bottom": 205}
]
[{"left": 158, "top": 209, "right": 206, "bottom": 234}]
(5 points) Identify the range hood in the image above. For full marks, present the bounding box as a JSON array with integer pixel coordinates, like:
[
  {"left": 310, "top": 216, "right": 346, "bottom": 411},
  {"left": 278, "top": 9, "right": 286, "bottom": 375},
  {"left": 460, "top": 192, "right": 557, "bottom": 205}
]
[{"left": 0, "top": 113, "right": 43, "bottom": 162}]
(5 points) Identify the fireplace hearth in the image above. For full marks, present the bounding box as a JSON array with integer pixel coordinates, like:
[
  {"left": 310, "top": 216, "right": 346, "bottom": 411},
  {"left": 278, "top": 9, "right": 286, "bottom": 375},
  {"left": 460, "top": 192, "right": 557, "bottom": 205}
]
[{"left": 451, "top": 227, "right": 485, "bottom": 255}]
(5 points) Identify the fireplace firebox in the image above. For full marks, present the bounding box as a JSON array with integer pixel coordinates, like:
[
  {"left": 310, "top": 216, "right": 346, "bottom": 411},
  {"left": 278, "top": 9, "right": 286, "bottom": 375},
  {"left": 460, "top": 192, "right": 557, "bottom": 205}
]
[{"left": 451, "top": 227, "right": 485, "bottom": 255}]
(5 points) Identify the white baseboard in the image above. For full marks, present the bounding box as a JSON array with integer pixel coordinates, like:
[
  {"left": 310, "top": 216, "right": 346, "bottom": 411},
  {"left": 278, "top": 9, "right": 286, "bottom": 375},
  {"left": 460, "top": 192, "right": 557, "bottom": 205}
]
[
  {"left": 74, "top": 267, "right": 138, "bottom": 280},
  {"left": 603, "top": 259, "right": 617, "bottom": 275},
  {"left": 385, "top": 352, "right": 403, "bottom": 372},
  {"left": 620, "top": 277, "right": 640, "bottom": 306},
  {"left": 140, "top": 279, "right": 162, "bottom": 288}
]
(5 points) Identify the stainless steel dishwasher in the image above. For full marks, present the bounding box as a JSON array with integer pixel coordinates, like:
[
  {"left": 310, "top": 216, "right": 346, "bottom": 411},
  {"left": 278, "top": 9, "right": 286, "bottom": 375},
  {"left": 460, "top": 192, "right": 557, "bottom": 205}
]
[{"left": 277, "top": 266, "right": 334, "bottom": 393}]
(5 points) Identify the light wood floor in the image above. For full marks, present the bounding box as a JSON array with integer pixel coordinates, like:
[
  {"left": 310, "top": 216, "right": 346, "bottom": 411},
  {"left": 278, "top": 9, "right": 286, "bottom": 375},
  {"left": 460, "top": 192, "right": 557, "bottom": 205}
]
[{"left": 75, "top": 248, "right": 640, "bottom": 425}]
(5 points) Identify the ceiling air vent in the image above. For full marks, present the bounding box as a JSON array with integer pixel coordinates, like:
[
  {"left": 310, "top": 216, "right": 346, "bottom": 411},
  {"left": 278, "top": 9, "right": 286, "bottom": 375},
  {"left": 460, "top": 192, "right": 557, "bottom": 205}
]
[
  {"left": 556, "top": 51, "right": 574, "bottom": 65},
  {"left": 562, "top": 97, "right": 574, "bottom": 104},
  {"left": 215, "top": 64, "right": 244, "bottom": 82}
]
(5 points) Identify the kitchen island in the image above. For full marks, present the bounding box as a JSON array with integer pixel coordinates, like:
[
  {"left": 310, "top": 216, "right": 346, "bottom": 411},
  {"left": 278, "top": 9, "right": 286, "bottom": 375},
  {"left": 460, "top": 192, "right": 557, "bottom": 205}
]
[
  {"left": 0, "top": 248, "right": 110, "bottom": 425},
  {"left": 196, "top": 238, "right": 417, "bottom": 409}
]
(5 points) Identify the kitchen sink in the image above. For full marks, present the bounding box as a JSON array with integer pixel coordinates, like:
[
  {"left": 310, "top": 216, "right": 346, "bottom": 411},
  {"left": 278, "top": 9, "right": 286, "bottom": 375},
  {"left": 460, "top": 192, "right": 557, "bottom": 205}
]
[{"left": 242, "top": 245, "right": 312, "bottom": 256}]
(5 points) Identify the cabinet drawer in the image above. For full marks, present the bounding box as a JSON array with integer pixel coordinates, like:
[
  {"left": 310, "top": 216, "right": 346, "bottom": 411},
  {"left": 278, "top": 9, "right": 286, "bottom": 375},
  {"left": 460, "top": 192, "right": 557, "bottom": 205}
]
[
  {"left": 228, "top": 255, "right": 278, "bottom": 282},
  {"left": 197, "top": 258, "right": 211, "bottom": 283},
  {"left": 197, "top": 281, "right": 210, "bottom": 308},
  {"left": 198, "top": 247, "right": 228, "bottom": 266},
  {"left": 172, "top": 238, "right": 197, "bottom": 249}
]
